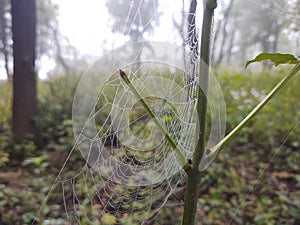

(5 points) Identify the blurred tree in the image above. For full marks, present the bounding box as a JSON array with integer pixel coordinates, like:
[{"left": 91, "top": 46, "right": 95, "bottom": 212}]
[
  {"left": 11, "top": 0, "right": 37, "bottom": 141},
  {"left": 212, "top": 0, "right": 238, "bottom": 65},
  {"left": 0, "top": 0, "right": 11, "bottom": 78},
  {"left": 36, "top": 0, "right": 77, "bottom": 75},
  {"left": 172, "top": 0, "right": 186, "bottom": 47},
  {"left": 213, "top": 0, "right": 234, "bottom": 65},
  {"left": 0, "top": 0, "right": 74, "bottom": 78},
  {"left": 236, "top": 0, "right": 286, "bottom": 64},
  {"left": 212, "top": 0, "right": 298, "bottom": 66},
  {"left": 106, "top": 0, "right": 159, "bottom": 42},
  {"left": 287, "top": 0, "right": 300, "bottom": 53}
]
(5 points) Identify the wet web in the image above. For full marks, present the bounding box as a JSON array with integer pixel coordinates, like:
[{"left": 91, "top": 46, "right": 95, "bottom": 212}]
[
  {"left": 34, "top": 1, "right": 202, "bottom": 224},
  {"left": 246, "top": 0, "right": 300, "bottom": 19},
  {"left": 36, "top": 61, "right": 199, "bottom": 224},
  {"left": 35, "top": 0, "right": 300, "bottom": 224}
]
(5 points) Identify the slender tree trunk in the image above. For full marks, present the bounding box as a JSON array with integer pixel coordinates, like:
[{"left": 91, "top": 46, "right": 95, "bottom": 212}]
[
  {"left": 3, "top": 42, "right": 10, "bottom": 78},
  {"left": 226, "top": 16, "right": 237, "bottom": 65},
  {"left": 11, "top": 0, "right": 37, "bottom": 141},
  {"left": 215, "top": 0, "right": 234, "bottom": 65},
  {"left": 211, "top": 17, "right": 221, "bottom": 64},
  {"left": 53, "top": 26, "right": 70, "bottom": 75},
  {"left": 0, "top": 0, "right": 10, "bottom": 78},
  {"left": 271, "top": 23, "right": 281, "bottom": 53}
]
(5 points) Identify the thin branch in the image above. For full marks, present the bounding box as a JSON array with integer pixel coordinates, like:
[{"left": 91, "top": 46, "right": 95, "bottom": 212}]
[
  {"left": 118, "top": 69, "right": 191, "bottom": 171},
  {"left": 209, "top": 63, "right": 300, "bottom": 160}
]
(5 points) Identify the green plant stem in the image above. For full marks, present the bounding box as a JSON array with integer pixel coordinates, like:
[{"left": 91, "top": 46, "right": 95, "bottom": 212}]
[
  {"left": 118, "top": 69, "right": 191, "bottom": 171},
  {"left": 209, "top": 62, "right": 300, "bottom": 157},
  {"left": 181, "top": 1, "right": 216, "bottom": 225}
]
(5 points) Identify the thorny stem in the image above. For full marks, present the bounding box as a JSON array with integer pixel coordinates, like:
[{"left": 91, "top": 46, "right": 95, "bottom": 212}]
[{"left": 118, "top": 69, "right": 191, "bottom": 171}]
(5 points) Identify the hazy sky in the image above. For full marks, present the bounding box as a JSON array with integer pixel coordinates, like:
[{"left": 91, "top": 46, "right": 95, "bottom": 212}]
[
  {"left": 51, "top": 0, "right": 198, "bottom": 55},
  {"left": 35, "top": 0, "right": 201, "bottom": 78},
  {"left": 0, "top": 0, "right": 204, "bottom": 79},
  {"left": 1, "top": 1, "right": 297, "bottom": 79},
  {"left": 52, "top": 0, "right": 114, "bottom": 55}
]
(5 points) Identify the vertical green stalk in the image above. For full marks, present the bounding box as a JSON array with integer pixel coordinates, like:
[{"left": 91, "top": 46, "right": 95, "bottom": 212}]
[{"left": 181, "top": 1, "right": 217, "bottom": 225}]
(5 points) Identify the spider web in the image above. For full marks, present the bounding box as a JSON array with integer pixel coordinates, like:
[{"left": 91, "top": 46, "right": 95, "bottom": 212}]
[
  {"left": 34, "top": 1, "right": 205, "bottom": 224},
  {"left": 34, "top": 0, "right": 299, "bottom": 224},
  {"left": 246, "top": 0, "right": 300, "bottom": 19},
  {"left": 35, "top": 42, "right": 202, "bottom": 225}
]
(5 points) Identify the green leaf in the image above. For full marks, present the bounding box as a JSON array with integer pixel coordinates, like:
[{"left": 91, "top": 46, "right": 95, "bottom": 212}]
[
  {"left": 245, "top": 53, "right": 300, "bottom": 68},
  {"left": 101, "top": 214, "right": 117, "bottom": 225}
]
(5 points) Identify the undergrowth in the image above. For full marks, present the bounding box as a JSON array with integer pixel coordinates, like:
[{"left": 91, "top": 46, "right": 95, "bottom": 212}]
[{"left": 0, "top": 68, "right": 299, "bottom": 224}]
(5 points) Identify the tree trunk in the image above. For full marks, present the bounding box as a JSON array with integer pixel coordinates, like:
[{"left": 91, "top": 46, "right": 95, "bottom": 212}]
[
  {"left": 226, "top": 16, "right": 237, "bottom": 65},
  {"left": 11, "top": 0, "right": 37, "bottom": 141},
  {"left": 53, "top": 26, "right": 70, "bottom": 75},
  {"left": 215, "top": 0, "right": 234, "bottom": 65},
  {"left": 211, "top": 17, "right": 221, "bottom": 64},
  {"left": 271, "top": 22, "right": 281, "bottom": 53},
  {"left": 0, "top": 0, "right": 10, "bottom": 78}
]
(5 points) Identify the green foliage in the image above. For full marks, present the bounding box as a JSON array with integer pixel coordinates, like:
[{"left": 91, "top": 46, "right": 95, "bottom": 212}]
[
  {"left": 220, "top": 67, "right": 300, "bottom": 149},
  {"left": 0, "top": 151, "right": 9, "bottom": 167},
  {"left": 154, "top": 67, "right": 300, "bottom": 224},
  {"left": 34, "top": 73, "right": 79, "bottom": 151},
  {"left": 101, "top": 213, "right": 117, "bottom": 225},
  {"left": 0, "top": 69, "right": 299, "bottom": 224},
  {"left": 0, "top": 81, "right": 11, "bottom": 130},
  {"left": 246, "top": 53, "right": 300, "bottom": 68},
  {"left": 10, "top": 138, "right": 37, "bottom": 161},
  {"left": 0, "top": 81, "right": 12, "bottom": 166}
]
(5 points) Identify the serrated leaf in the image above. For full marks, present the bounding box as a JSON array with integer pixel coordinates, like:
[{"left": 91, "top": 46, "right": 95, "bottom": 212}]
[{"left": 245, "top": 53, "right": 299, "bottom": 68}]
